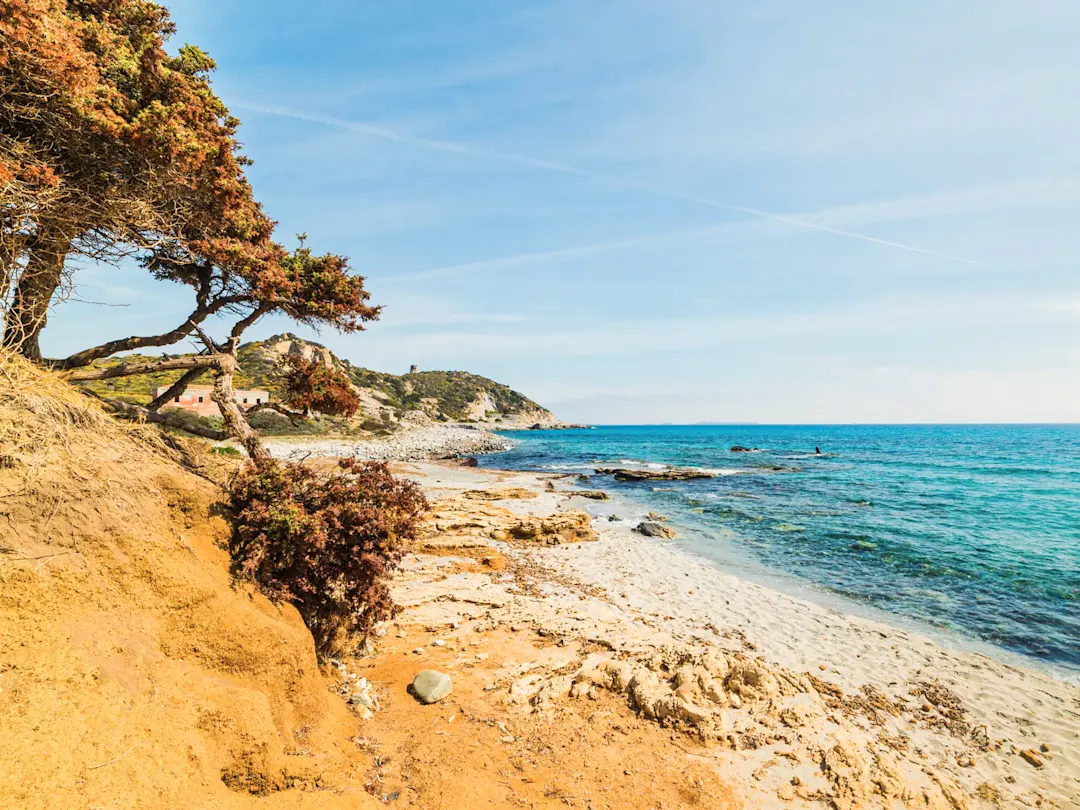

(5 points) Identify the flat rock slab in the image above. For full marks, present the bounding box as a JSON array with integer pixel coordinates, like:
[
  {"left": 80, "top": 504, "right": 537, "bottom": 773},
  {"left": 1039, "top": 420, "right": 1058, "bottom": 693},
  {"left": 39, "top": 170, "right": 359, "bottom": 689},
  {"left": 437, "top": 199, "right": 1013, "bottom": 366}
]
[{"left": 411, "top": 670, "right": 453, "bottom": 704}]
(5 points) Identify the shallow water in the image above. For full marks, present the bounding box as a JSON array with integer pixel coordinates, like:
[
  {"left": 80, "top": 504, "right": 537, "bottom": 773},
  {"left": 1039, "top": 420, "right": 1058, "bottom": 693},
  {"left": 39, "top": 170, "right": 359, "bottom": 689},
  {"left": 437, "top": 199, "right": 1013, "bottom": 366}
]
[{"left": 478, "top": 424, "right": 1080, "bottom": 671}]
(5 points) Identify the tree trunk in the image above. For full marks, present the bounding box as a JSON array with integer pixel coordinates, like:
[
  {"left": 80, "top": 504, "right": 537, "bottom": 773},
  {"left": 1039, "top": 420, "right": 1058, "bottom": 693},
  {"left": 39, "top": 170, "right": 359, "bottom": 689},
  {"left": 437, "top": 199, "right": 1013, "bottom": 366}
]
[
  {"left": 2, "top": 230, "right": 72, "bottom": 360},
  {"left": 210, "top": 352, "right": 271, "bottom": 464}
]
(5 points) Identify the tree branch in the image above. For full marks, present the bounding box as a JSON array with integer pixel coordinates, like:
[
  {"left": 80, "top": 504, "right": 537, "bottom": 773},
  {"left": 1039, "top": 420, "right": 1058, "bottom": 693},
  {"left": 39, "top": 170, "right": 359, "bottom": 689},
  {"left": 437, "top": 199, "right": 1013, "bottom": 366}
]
[
  {"left": 147, "top": 366, "right": 208, "bottom": 411},
  {"left": 245, "top": 401, "right": 304, "bottom": 423},
  {"left": 99, "top": 398, "right": 229, "bottom": 440},
  {"left": 51, "top": 295, "right": 249, "bottom": 370},
  {"left": 230, "top": 302, "right": 269, "bottom": 340},
  {"left": 66, "top": 355, "right": 213, "bottom": 383}
]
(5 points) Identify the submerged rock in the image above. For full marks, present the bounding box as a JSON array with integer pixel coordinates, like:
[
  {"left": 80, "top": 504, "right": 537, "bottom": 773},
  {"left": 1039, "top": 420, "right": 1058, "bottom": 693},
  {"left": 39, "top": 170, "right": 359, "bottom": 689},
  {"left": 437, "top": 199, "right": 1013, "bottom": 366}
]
[
  {"left": 595, "top": 467, "right": 717, "bottom": 482},
  {"left": 634, "top": 521, "right": 678, "bottom": 539},
  {"left": 411, "top": 670, "right": 453, "bottom": 704}
]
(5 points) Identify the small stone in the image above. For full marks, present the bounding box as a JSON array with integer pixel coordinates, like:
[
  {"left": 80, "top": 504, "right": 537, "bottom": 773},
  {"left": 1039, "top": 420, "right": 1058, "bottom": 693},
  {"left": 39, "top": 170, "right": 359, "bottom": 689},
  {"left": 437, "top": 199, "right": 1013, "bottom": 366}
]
[
  {"left": 1019, "top": 749, "right": 1045, "bottom": 769},
  {"left": 432, "top": 639, "right": 446, "bottom": 647},
  {"left": 350, "top": 692, "right": 375, "bottom": 710},
  {"left": 791, "top": 776, "right": 801, "bottom": 786},
  {"left": 818, "top": 664, "right": 828, "bottom": 671},
  {"left": 355, "top": 705, "right": 373, "bottom": 721},
  {"left": 922, "top": 702, "right": 933, "bottom": 712},
  {"left": 396, "top": 630, "right": 407, "bottom": 639},
  {"left": 411, "top": 670, "right": 453, "bottom": 704},
  {"left": 412, "top": 647, "right": 426, "bottom": 655},
  {"left": 1040, "top": 743, "right": 1050, "bottom": 753},
  {"left": 729, "top": 693, "right": 742, "bottom": 709}
]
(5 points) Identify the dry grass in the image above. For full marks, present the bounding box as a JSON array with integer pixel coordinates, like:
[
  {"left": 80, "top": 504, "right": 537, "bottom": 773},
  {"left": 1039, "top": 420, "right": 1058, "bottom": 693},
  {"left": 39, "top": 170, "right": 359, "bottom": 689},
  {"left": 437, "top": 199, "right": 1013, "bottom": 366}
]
[{"left": 0, "top": 350, "right": 238, "bottom": 490}]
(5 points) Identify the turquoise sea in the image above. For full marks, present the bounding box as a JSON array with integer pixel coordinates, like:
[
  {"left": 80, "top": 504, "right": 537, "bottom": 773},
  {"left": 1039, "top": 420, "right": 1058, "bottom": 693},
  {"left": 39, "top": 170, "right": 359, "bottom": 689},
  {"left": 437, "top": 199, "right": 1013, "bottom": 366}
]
[{"left": 478, "top": 425, "right": 1080, "bottom": 673}]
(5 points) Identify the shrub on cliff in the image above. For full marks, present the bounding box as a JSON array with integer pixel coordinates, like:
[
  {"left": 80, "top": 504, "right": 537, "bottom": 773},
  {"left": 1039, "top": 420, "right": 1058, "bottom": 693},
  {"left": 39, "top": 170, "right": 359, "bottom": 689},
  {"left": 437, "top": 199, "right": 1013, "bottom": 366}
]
[
  {"left": 227, "top": 459, "right": 427, "bottom": 653},
  {"left": 277, "top": 354, "right": 362, "bottom": 418}
]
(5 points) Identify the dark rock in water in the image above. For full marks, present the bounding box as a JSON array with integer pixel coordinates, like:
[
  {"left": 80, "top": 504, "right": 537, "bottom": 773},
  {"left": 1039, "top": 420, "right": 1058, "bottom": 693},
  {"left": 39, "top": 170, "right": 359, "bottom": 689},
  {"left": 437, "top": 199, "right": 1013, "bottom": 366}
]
[
  {"left": 573, "top": 490, "right": 610, "bottom": 500},
  {"left": 460, "top": 457, "right": 479, "bottom": 467},
  {"left": 594, "top": 467, "right": 717, "bottom": 482},
  {"left": 410, "top": 670, "right": 452, "bottom": 704},
  {"left": 529, "top": 423, "right": 545, "bottom": 430},
  {"left": 607, "top": 514, "right": 622, "bottom": 522},
  {"left": 634, "top": 521, "right": 678, "bottom": 539},
  {"left": 730, "top": 445, "right": 756, "bottom": 453}
]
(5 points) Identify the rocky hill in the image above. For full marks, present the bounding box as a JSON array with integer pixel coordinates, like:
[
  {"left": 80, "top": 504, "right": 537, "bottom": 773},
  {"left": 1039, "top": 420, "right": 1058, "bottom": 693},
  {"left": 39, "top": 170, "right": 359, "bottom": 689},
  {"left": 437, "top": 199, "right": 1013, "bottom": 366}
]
[{"left": 80, "top": 334, "right": 563, "bottom": 430}]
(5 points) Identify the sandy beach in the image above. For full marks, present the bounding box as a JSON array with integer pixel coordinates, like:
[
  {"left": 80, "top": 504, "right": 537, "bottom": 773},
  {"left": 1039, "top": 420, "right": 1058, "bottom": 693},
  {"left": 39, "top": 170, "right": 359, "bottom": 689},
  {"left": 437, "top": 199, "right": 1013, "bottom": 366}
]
[{"left": 369, "top": 454, "right": 1080, "bottom": 809}]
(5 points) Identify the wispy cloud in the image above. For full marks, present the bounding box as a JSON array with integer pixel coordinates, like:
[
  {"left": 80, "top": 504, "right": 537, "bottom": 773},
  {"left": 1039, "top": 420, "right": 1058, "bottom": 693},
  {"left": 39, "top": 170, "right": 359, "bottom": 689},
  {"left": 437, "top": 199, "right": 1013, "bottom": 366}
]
[
  {"left": 382, "top": 178, "right": 1080, "bottom": 284},
  {"left": 237, "top": 101, "right": 987, "bottom": 267}
]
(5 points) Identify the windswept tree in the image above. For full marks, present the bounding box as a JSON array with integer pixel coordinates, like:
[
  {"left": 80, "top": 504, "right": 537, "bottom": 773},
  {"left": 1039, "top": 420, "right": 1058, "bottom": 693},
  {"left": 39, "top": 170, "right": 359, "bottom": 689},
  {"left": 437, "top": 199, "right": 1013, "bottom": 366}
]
[
  {"left": 0, "top": 1, "right": 425, "bottom": 657},
  {"left": 66, "top": 235, "right": 379, "bottom": 459},
  {"left": 0, "top": 0, "right": 270, "bottom": 359}
]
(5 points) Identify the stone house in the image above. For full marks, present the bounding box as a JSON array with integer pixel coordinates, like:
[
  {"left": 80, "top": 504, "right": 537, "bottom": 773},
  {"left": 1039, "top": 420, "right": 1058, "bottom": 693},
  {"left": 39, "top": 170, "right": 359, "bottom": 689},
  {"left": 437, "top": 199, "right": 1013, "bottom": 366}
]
[{"left": 154, "top": 385, "right": 270, "bottom": 418}]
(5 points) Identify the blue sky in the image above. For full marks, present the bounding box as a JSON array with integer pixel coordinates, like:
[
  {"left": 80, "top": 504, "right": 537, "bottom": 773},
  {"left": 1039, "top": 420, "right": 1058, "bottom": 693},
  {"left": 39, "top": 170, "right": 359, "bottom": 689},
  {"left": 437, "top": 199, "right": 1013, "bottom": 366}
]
[{"left": 44, "top": 0, "right": 1080, "bottom": 423}]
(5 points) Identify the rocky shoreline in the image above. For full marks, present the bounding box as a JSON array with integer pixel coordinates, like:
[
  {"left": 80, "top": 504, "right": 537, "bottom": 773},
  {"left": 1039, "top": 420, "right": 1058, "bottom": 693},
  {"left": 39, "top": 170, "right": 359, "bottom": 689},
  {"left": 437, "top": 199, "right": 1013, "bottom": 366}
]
[
  {"left": 263, "top": 423, "right": 514, "bottom": 463},
  {"left": 380, "top": 463, "right": 1080, "bottom": 810}
]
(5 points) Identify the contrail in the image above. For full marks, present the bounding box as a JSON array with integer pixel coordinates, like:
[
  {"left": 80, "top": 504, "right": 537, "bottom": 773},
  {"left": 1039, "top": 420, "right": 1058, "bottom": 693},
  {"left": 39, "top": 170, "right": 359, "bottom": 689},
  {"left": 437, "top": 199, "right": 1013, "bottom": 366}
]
[{"left": 237, "top": 102, "right": 987, "bottom": 268}]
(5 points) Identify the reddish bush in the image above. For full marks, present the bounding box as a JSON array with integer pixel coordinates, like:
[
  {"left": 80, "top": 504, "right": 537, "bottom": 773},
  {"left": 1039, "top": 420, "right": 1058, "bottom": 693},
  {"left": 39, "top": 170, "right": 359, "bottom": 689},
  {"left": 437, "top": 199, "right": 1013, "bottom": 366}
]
[
  {"left": 279, "top": 355, "right": 362, "bottom": 418},
  {"left": 227, "top": 458, "right": 427, "bottom": 652}
]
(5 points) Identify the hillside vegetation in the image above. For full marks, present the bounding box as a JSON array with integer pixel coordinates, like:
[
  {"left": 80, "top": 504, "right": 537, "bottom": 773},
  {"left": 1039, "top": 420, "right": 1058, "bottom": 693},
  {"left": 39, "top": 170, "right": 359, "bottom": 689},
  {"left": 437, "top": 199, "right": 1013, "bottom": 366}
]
[{"left": 79, "top": 334, "right": 557, "bottom": 428}]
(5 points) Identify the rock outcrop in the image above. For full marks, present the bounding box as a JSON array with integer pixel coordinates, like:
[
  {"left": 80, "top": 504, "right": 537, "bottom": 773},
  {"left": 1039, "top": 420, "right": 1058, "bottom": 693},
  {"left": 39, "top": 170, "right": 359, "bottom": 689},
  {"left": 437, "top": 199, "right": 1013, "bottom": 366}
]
[{"left": 595, "top": 467, "right": 718, "bottom": 482}]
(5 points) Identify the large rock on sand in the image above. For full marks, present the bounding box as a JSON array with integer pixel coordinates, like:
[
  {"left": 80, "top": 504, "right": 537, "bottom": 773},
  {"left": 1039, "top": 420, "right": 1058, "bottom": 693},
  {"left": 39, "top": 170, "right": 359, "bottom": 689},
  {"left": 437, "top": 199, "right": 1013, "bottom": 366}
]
[
  {"left": 411, "top": 670, "right": 452, "bottom": 704},
  {"left": 635, "top": 521, "right": 678, "bottom": 539},
  {"left": 509, "top": 511, "right": 598, "bottom": 545}
]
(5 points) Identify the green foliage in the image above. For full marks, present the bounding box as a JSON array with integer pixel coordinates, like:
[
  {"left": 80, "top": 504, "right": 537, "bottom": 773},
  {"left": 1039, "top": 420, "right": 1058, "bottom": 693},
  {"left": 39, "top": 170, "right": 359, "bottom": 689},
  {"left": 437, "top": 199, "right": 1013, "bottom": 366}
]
[
  {"left": 226, "top": 459, "right": 427, "bottom": 653},
  {"left": 209, "top": 445, "right": 241, "bottom": 456}
]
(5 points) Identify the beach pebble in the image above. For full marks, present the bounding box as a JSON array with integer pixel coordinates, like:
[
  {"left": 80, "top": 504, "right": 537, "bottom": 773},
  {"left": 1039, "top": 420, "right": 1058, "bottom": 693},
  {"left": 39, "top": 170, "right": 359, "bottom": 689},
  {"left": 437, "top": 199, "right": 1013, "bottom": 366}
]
[
  {"left": 411, "top": 670, "right": 453, "bottom": 704},
  {"left": 432, "top": 639, "right": 446, "bottom": 647},
  {"left": 412, "top": 647, "right": 426, "bottom": 655},
  {"left": 396, "top": 630, "right": 407, "bottom": 638},
  {"left": 350, "top": 692, "right": 375, "bottom": 710}
]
